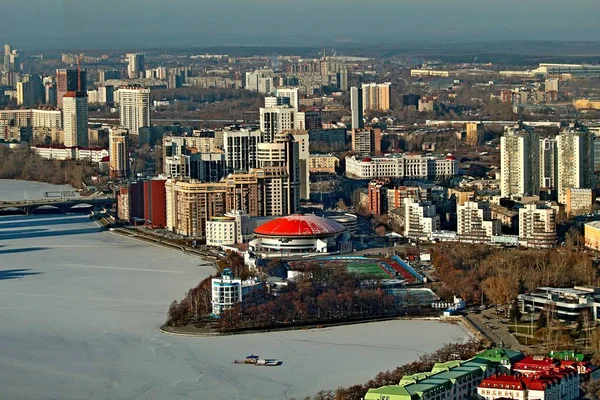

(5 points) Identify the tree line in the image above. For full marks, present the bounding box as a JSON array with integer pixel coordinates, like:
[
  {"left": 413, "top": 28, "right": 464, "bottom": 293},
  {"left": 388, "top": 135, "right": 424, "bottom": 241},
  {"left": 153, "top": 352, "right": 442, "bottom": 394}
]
[
  {"left": 217, "top": 264, "right": 406, "bottom": 332},
  {"left": 432, "top": 243, "right": 598, "bottom": 307},
  {"left": 0, "top": 148, "right": 97, "bottom": 189}
]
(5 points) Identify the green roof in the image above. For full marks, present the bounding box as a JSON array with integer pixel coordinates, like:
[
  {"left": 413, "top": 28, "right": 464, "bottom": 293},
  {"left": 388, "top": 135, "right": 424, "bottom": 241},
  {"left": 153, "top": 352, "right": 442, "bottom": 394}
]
[
  {"left": 364, "top": 386, "right": 412, "bottom": 400},
  {"left": 475, "top": 348, "right": 525, "bottom": 364},
  {"left": 549, "top": 350, "right": 585, "bottom": 362}
]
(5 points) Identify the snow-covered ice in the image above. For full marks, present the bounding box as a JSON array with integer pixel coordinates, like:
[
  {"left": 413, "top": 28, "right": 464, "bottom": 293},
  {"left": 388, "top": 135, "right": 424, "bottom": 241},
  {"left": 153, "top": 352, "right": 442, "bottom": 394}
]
[{"left": 0, "top": 213, "right": 471, "bottom": 400}]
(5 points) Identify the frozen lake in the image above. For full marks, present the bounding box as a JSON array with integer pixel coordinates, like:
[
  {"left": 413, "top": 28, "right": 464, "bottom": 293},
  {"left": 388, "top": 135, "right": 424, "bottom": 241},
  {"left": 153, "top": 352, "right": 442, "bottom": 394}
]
[
  {"left": 0, "top": 179, "right": 79, "bottom": 202},
  {"left": 0, "top": 213, "right": 471, "bottom": 400}
]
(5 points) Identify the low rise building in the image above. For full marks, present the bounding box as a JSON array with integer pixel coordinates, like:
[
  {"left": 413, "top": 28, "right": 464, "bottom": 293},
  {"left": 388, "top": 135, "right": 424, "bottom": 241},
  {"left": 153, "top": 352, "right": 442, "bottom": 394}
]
[
  {"left": 308, "top": 153, "right": 339, "bottom": 173},
  {"left": 364, "top": 348, "right": 525, "bottom": 400},
  {"left": 211, "top": 269, "right": 265, "bottom": 317},
  {"left": 584, "top": 220, "right": 600, "bottom": 250},
  {"left": 249, "top": 214, "right": 351, "bottom": 258},
  {"left": 566, "top": 188, "right": 593, "bottom": 217},
  {"left": 31, "top": 145, "right": 108, "bottom": 162},
  {"left": 518, "top": 286, "right": 600, "bottom": 322},
  {"left": 346, "top": 154, "right": 458, "bottom": 180}
]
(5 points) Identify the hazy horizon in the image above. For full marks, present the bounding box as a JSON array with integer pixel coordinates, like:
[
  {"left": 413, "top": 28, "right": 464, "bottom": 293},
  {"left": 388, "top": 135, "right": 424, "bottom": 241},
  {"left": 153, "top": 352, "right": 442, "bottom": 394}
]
[{"left": 3, "top": 0, "right": 600, "bottom": 50}]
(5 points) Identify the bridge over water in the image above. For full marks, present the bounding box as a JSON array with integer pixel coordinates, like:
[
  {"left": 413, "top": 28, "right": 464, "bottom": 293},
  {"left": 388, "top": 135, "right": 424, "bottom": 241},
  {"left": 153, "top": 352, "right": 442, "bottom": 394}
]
[{"left": 0, "top": 197, "right": 115, "bottom": 215}]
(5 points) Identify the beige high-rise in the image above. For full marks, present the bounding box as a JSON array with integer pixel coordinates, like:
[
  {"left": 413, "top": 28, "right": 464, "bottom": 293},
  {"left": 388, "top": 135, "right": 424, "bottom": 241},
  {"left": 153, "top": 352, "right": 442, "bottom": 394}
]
[
  {"left": 361, "top": 83, "right": 391, "bottom": 112},
  {"left": 109, "top": 128, "right": 129, "bottom": 178}
]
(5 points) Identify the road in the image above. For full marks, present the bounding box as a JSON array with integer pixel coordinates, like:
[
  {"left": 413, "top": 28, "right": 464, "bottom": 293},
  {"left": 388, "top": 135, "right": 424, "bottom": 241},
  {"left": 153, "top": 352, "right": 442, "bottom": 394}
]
[{"left": 467, "top": 308, "right": 530, "bottom": 352}]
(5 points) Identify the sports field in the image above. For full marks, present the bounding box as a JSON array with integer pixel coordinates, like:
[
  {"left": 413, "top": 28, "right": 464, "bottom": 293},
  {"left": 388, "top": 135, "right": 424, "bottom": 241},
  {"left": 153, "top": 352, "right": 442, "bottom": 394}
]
[{"left": 346, "top": 262, "right": 391, "bottom": 278}]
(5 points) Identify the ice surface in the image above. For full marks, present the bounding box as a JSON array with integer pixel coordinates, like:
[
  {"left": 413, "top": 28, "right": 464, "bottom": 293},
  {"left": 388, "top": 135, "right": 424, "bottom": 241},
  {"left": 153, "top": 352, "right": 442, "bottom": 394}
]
[{"left": 0, "top": 212, "right": 471, "bottom": 400}]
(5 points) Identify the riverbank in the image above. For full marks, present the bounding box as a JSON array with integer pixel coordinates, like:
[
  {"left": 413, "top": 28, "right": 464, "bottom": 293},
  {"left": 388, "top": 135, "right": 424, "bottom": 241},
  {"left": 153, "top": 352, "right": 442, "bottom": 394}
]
[{"left": 160, "top": 314, "right": 456, "bottom": 337}]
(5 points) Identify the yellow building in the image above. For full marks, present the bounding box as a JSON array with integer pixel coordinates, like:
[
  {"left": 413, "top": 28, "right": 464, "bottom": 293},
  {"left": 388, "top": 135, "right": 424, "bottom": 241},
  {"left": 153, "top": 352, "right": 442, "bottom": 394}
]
[
  {"left": 308, "top": 154, "right": 339, "bottom": 173},
  {"left": 448, "top": 188, "right": 475, "bottom": 206},
  {"left": 566, "top": 188, "right": 593, "bottom": 217},
  {"left": 466, "top": 122, "right": 484, "bottom": 146},
  {"left": 573, "top": 98, "right": 600, "bottom": 110},
  {"left": 584, "top": 221, "right": 600, "bottom": 251}
]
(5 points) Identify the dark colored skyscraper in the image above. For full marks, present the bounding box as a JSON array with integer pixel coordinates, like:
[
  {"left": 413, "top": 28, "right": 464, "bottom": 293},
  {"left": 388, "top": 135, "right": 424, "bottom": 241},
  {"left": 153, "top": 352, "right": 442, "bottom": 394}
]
[{"left": 56, "top": 69, "right": 87, "bottom": 108}]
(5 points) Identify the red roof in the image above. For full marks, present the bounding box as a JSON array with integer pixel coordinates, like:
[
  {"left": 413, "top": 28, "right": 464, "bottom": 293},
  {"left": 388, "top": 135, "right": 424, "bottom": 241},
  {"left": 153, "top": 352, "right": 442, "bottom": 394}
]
[{"left": 254, "top": 215, "right": 346, "bottom": 237}]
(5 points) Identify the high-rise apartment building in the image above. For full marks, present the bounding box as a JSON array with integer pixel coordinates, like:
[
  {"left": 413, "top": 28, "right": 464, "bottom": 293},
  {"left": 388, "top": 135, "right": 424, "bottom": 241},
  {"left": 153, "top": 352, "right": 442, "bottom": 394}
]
[
  {"left": 222, "top": 128, "right": 263, "bottom": 173},
  {"left": 519, "top": 203, "right": 557, "bottom": 248},
  {"left": 63, "top": 92, "right": 88, "bottom": 148},
  {"left": 290, "top": 130, "right": 310, "bottom": 200},
  {"left": 98, "top": 69, "right": 121, "bottom": 83},
  {"left": 259, "top": 106, "right": 297, "bottom": 142},
  {"left": 539, "top": 137, "right": 557, "bottom": 191},
  {"left": 350, "top": 86, "right": 364, "bottom": 130},
  {"left": 257, "top": 133, "right": 300, "bottom": 215},
  {"left": 274, "top": 88, "right": 299, "bottom": 111},
  {"left": 466, "top": 122, "right": 484, "bottom": 146},
  {"left": 403, "top": 199, "right": 440, "bottom": 240},
  {"left": 126, "top": 53, "right": 145, "bottom": 79},
  {"left": 351, "top": 128, "right": 381, "bottom": 156},
  {"left": 119, "top": 86, "right": 150, "bottom": 136},
  {"left": 165, "top": 180, "right": 228, "bottom": 238},
  {"left": 361, "top": 82, "right": 391, "bottom": 112},
  {"left": 457, "top": 201, "right": 501, "bottom": 243},
  {"left": 556, "top": 123, "right": 594, "bottom": 204},
  {"left": 56, "top": 69, "right": 86, "bottom": 108},
  {"left": 109, "top": 127, "right": 129, "bottom": 179},
  {"left": 16, "top": 80, "right": 35, "bottom": 107},
  {"left": 500, "top": 124, "right": 540, "bottom": 198},
  {"left": 98, "top": 85, "right": 114, "bottom": 104}
]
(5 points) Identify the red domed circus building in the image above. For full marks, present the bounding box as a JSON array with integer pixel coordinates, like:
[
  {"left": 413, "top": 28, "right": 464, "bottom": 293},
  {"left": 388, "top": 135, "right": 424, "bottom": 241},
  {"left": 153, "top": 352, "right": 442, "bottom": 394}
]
[{"left": 249, "top": 214, "right": 351, "bottom": 257}]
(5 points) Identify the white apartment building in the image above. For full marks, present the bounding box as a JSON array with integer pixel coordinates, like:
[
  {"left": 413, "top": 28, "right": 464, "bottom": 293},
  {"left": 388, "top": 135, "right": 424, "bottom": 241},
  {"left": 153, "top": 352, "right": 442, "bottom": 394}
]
[
  {"left": 556, "top": 123, "right": 594, "bottom": 204},
  {"left": 404, "top": 198, "right": 440, "bottom": 240},
  {"left": 501, "top": 124, "right": 540, "bottom": 197},
  {"left": 274, "top": 87, "right": 299, "bottom": 110},
  {"left": 519, "top": 203, "right": 557, "bottom": 248},
  {"left": 0, "top": 109, "right": 62, "bottom": 129},
  {"left": 457, "top": 201, "right": 501, "bottom": 243},
  {"left": 345, "top": 154, "right": 458, "bottom": 180},
  {"left": 63, "top": 92, "right": 88, "bottom": 148},
  {"left": 31, "top": 146, "right": 108, "bottom": 162},
  {"left": 126, "top": 53, "right": 145, "bottom": 79},
  {"left": 211, "top": 269, "right": 264, "bottom": 316},
  {"left": 119, "top": 86, "right": 150, "bottom": 136},
  {"left": 32, "top": 109, "right": 62, "bottom": 129},
  {"left": 222, "top": 128, "right": 262, "bottom": 172},
  {"left": 259, "top": 106, "right": 297, "bottom": 142}
]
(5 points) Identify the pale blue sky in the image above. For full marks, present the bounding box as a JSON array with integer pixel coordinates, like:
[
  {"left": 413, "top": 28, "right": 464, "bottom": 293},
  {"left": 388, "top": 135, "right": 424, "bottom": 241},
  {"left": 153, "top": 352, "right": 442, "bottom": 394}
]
[{"left": 2, "top": 0, "right": 600, "bottom": 49}]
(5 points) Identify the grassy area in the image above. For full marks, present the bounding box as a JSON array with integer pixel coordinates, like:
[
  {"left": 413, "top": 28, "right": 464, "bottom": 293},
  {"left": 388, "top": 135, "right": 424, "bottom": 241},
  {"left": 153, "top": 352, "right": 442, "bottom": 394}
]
[
  {"left": 515, "top": 334, "right": 540, "bottom": 346},
  {"left": 346, "top": 263, "right": 390, "bottom": 279},
  {"left": 508, "top": 324, "right": 536, "bottom": 336}
]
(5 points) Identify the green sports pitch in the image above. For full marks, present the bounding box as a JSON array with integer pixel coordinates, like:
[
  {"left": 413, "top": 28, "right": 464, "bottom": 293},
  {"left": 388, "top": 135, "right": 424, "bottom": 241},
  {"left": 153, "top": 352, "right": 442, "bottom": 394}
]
[{"left": 346, "top": 262, "right": 390, "bottom": 278}]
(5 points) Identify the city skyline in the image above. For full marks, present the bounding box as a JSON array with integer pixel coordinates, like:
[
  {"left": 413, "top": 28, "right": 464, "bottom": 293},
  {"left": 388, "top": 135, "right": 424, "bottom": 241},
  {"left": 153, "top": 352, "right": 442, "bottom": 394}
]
[{"left": 3, "top": 0, "right": 600, "bottom": 49}]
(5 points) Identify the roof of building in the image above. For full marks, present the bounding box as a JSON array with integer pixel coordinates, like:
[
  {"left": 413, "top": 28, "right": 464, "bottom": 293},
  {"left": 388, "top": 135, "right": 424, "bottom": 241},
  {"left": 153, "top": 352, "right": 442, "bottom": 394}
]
[{"left": 253, "top": 214, "right": 346, "bottom": 237}]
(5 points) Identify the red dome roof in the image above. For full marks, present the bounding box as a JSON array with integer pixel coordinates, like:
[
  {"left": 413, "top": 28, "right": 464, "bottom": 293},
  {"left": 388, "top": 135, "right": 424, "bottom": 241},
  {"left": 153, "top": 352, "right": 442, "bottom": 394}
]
[{"left": 254, "top": 215, "right": 346, "bottom": 237}]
